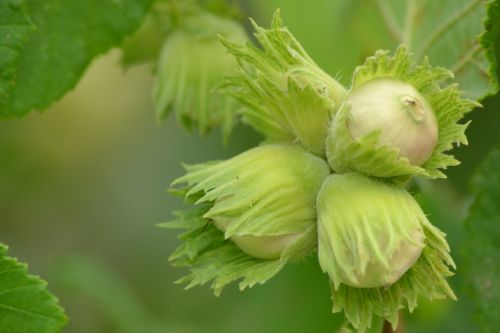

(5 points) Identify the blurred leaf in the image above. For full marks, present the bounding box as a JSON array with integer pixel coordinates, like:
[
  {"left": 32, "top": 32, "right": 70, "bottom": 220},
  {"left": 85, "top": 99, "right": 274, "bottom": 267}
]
[
  {"left": 54, "top": 257, "right": 153, "bottom": 333},
  {"left": 247, "top": 0, "right": 373, "bottom": 79},
  {"left": 342, "top": 0, "right": 493, "bottom": 99},
  {"left": 463, "top": 144, "right": 500, "bottom": 332},
  {"left": 120, "top": 0, "right": 245, "bottom": 68},
  {"left": 480, "top": 0, "right": 500, "bottom": 92},
  {"left": 0, "top": 244, "right": 67, "bottom": 333},
  {"left": 196, "top": 0, "right": 243, "bottom": 18},
  {"left": 249, "top": 0, "right": 496, "bottom": 99},
  {"left": 53, "top": 256, "right": 185, "bottom": 333},
  {"left": 0, "top": 0, "right": 153, "bottom": 119},
  {"left": 0, "top": 0, "right": 33, "bottom": 101}
]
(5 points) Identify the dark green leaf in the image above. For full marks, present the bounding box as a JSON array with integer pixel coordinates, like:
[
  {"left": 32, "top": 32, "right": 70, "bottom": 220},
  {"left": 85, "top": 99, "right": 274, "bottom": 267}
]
[
  {"left": 480, "top": 0, "right": 500, "bottom": 93},
  {"left": 0, "top": 243, "right": 67, "bottom": 333},
  {"left": 0, "top": 0, "right": 33, "bottom": 100},
  {"left": 463, "top": 144, "right": 500, "bottom": 332},
  {"left": 0, "top": 0, "right": 153, "bottom": 118}
]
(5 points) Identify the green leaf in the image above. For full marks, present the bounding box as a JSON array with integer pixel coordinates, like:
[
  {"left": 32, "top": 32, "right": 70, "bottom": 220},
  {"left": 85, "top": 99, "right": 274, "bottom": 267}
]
[
  {"left": 0, "top": 0, "right": 153, "bottom": 118},
  {"left": 463, "top": 144, "right": 500, "bottom": 332},
  {"left": 480, "top": 0, "right": 500, "bottom": 92},
  {"left": 0, "top": 243, "right": 67, "bottom": 333},
  {"left": 354, "top": 0, "right": 495, "bottom": 99},
  {"left": 0, "top": 0, "right": 34, "bottom": 100}
]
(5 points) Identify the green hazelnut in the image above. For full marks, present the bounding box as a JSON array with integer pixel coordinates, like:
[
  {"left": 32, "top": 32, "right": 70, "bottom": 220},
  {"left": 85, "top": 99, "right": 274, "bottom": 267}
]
[
  {"left": 317, "top": 173, "right": 426, "bottom": 288},
  {"left": 174, "top": 144, "right": 331, "bottom": 260},
  {"left": 154, "top": 13, "right": 248, "bottom": 139},
  {"left": 347, "top": 77, "right": 438, "bottom": 166},
  {"left": 212, "top": 217, "right": 304, "bottom": 260}
]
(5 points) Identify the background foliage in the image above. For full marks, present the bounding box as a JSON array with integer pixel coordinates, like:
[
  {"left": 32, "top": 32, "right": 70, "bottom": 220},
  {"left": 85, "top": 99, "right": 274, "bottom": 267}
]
[{"left": 0, "top": 0, "right": 499, "bottom": 332}]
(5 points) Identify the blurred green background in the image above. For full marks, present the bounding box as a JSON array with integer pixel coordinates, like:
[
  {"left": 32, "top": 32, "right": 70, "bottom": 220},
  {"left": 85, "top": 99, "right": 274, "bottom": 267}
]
[{"left": 0, "top": 1, "right": 499, "bottom": 332}]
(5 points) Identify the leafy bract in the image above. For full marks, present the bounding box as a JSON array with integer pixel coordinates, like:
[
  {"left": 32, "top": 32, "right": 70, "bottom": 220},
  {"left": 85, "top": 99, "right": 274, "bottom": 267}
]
[
  {"left": 366, "top": 0, "right": 495, "bottom": 99},
  {"left": 154, "top": 12, "right": 247, "bottom": 140},
  {"left": 164, "top": 144, "right": 328, "bottom": 293},
  {"left": 463, "top": 145, "right": 500, "bottom": 332},
  {"left": 0, "top": 0, "right": 153, "bottom": 118},
  {"left": 0, "top": 244, "right": 67, "bottom": 333},
  {"left": 159, "top": 205, "right": 291, "bottom": 296},
  {"left": 220, "top": 10, "right": 346, "bottom": 156}
]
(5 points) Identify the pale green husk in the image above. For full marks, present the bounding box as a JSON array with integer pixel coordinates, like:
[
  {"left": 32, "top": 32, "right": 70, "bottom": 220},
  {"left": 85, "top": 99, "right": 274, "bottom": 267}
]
[
  {"left": 330, "top": 225, "right": 456, "bottom": 333},
  {"left": 317, "top": 174, "right": 426, "bottom": 289},
  {"left": 154, "top": 12, "right": 247, "bottom": 140},
  {"left": 173, "top": 144, "right": 330, "bottom": 238},
  {"left": 165, "top": 144, "right": 330, "bottom": 294},
  {"left": 219, "top": 10, "right": 347, "bottom": 156},
  {"left": 326, "top": 46, "right": 479, "bottom": 179},
  {"left": 317, "top": 173, "right": 455, "bottom": 332}
]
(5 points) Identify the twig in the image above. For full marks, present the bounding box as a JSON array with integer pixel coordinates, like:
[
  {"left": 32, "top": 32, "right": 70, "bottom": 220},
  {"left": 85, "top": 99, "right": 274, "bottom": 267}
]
[
  {"left": 375, "top": 0, "right": 403, "bottom": 43},
  {"left": 403, "top": 0, "right": 416, "bottom": 48}
]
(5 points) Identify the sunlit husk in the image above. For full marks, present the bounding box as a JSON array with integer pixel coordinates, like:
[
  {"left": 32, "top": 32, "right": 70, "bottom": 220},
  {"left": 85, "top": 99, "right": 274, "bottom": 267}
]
[
  {"left": 317, "top": 173, "right": 426, "bottom": 288},
  {"left": 173, "top": 144, "right": 330, "bottom": 259},
  {"left": 220, "top": 10, "right": 347, "bottom": 156},
  {"left": 317, "top": 173, "right": 456, "bottom": 332}
]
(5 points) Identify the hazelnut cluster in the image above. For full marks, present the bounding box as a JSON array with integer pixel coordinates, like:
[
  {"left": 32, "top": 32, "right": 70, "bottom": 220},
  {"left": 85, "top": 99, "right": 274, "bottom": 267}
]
[{"left": 166, "top": 11, "right": 475, "bottom": 332}]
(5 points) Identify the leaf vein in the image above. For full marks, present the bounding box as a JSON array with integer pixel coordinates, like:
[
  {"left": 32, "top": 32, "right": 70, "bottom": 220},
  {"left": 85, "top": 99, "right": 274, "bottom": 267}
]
[
  {"left": 0, "top": 303, "right": 59, "bottom": 322},
  {"left": 418, "top": 0, "right": 483, "bottom": 59},
  {"left": 451, "top": 44, "right": 481, "bottom": 73},
  {"left": 0, "top": 284, "right": 38, "bottom": 297}
]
